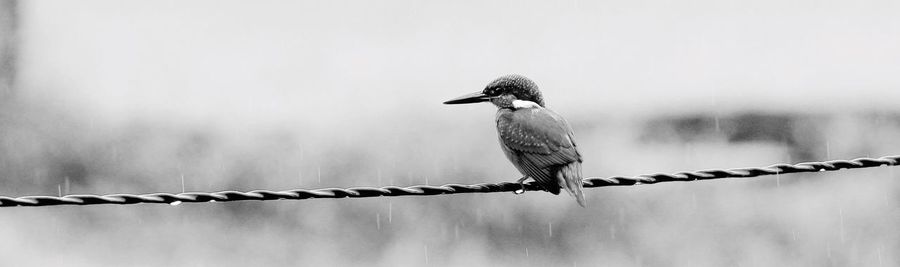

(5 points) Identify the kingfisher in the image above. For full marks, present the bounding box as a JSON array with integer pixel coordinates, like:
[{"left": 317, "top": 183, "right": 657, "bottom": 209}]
[{"left": 444, "top": 74, "right": 586, "bottom": 207}]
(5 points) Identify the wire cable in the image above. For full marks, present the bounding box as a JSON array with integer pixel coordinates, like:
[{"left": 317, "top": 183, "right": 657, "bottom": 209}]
[{"left": 1, "top": 155, "right": 897, "bottom": 207}]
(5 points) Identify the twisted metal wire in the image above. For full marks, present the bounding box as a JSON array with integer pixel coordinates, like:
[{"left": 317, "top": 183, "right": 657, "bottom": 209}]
[{"left": 2, "top": 155, "right": 898, "bottom": 207}]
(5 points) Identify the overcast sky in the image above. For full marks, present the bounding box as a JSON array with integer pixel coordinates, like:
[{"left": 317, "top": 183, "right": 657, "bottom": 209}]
[{"left": 15, "top": 0, "right": 900, "bottom": 128}]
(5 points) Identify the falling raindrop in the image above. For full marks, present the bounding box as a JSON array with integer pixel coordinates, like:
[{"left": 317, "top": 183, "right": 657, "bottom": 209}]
[
  {"left": 424, "top": 245, "right": 429, "bottom": 265},
  {"left": 317, "top": 166, "right": 322, "bottom": 184},
  {"left": 524, "top": 247, "right": 529, "bottom": 257},
  {"left": 388, "top": 201, "right": 393, "bottom": 223},
  {"left": 825, "top": 141, "right": 831, "bottom": 159},
  {"left": 454, "top": 224, "right": 459, "bottom": 240},
  {"left": 170, "top": 201, "right": 182, "bottom": 206},
  {"left": 377, "top": 168, "right": 382, "bottom": 185},
  {"left": 376, "top": 213, "right": 381, "bottom": 230},
  {"left": 714, "top": 116, "right": 720, "bottom": 132},
  {"left": 64, "top": 176, "right": 70, "bottom": 195},
  {"left": 57, "top": 184, "right": 62, "bottom": 197},
  {"left": 775, "top": 171, "right": 781, "bottom": 187},
  {"left": 180, "top": 173, "right": 186, "bottom": 193},
  {"left": 548, "top": 222, "right": 553, "bottom": 237},
  {"left": 839, "top": 208, "right": 845, "bottom": 243}
]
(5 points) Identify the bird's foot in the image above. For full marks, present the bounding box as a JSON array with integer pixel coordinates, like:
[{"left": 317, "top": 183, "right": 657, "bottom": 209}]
[{"left": 513, "top": 176, "right": 529, "bottom": 195}]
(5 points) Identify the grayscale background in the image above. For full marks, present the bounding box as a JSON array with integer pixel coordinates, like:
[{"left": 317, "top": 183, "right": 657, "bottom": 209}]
[{"left": 1, "top": 0, "right": 899, "bottom": 266}]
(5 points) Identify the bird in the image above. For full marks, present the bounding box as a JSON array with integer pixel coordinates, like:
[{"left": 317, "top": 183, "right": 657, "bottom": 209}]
[{"left": 443, "top": 74, "right": 586, "bottom": 207}]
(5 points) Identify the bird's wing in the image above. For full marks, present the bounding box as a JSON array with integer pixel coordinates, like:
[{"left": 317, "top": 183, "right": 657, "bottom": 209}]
[{"left": 497, "top": 107, "right": 581, "bottom": 193}]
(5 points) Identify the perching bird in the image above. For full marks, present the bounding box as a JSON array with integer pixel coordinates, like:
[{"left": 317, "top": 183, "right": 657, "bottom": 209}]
[{"left": 444, "top": 74, "right": 586, "bottom": 207}]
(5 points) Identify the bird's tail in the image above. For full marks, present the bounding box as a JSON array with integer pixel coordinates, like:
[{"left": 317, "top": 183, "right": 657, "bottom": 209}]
[{"left": 556, "top": 162, "right": 586, "bottom": 207}]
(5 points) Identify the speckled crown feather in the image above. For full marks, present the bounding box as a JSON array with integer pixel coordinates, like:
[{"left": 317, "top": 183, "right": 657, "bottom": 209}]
[{"left": 483, "top": 74, "right": 545, "bottom": 107}]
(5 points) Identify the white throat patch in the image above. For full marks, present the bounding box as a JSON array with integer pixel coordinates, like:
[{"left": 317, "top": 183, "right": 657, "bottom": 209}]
[{"left": 512, "top": 100, "right": 541, "bottom": 109}]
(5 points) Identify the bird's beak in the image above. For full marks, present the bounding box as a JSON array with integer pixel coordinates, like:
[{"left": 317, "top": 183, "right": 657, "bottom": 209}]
[{"left": 443, "top": 91, "right": 492, "bottom": 105}]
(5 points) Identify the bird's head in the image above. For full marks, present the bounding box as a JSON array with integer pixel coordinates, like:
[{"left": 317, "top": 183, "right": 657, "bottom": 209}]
[{"left": 443, "top": 74, "right": 545, "bottom": 109}]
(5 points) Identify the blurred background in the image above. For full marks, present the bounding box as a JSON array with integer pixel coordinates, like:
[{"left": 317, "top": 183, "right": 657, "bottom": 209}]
[{"left": 1, "top": 0, "right": 899, "bottom": 266}]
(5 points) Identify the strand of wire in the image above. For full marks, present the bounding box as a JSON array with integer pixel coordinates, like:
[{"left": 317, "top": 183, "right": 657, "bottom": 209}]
[{"left": 2, "top": 155, "right": 898, "bottom": 207}]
